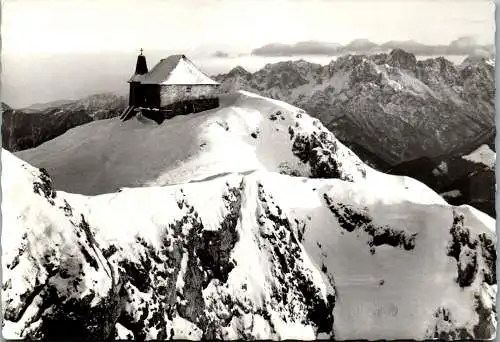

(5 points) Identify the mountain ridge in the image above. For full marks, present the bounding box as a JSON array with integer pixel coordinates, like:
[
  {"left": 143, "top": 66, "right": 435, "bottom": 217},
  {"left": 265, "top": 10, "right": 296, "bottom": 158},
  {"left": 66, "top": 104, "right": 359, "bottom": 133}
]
[
  {"left": 215, "top": 49, "right": 495, "bottom": 167},
  {"left": 2, "top": 93, "right": 127, "bottom": 152}
]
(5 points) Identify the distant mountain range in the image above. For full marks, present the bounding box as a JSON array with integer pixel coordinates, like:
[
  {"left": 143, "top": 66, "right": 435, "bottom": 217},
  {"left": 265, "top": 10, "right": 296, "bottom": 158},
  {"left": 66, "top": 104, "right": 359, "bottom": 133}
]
[
  {"left": 215, "top": 49, "right": 495, "bottom": 167},
  {"left": 2, "top": 93, "right": 126, "bottom": 151}
]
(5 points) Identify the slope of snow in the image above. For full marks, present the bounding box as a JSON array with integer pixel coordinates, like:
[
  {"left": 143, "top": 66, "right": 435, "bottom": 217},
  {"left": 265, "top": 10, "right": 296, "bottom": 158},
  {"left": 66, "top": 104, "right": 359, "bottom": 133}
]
[
  {"left": 17, "top": 91, "right": 444, "bottom": 207},
  {"left": 2, "top": 150, "right": 496, "bottom": 340},
  {"left": 462, "top": 144, "right": 496, "bottom": 169}
]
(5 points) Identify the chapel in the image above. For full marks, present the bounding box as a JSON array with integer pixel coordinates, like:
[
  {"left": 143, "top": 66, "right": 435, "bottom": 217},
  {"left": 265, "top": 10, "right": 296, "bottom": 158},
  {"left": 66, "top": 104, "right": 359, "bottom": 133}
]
[{"left": 120, "top": 50, "right": 220, "bottom": 123}]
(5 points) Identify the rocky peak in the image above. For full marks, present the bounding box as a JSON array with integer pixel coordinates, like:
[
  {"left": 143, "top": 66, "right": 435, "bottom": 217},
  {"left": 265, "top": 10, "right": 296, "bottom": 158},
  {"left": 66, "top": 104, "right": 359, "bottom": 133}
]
[
  {"left": 368, "top": 53, "right": 390, "bottom": 65},
  {"left": 333, "top": 54, "right": 368, "bottom": 72},
  {"left": 64, "top": 93, "right": 126, "bottom": 112},
  {"left": 227, "top": 65, "right": 251, "bottom": 77},
  {"left": 421, "top": 56, "right": 458, "bottom": 74},
  {"left": 386, "top": 49, "right": 417, "bottom": 70},
  {"left": 257, "top": 62, "right": 311, "bottom": 89},
  {"left": 416, "top": 57, "right": 460, "bottom": 87},
  {"left": 460, "top": 55, "right": 495, "bottom": 72},
  {"left": 291, "top": 59, "right": 319, "bottom": 69}
]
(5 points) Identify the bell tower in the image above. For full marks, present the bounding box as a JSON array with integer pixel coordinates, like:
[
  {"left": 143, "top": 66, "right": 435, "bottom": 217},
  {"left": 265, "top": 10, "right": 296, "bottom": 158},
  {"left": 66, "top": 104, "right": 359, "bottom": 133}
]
[
  {"left": 134, "top": 48, "right": 148, "bottom": 75},
  {"left": 127, "top": 49, "right": 149, "bottom": 107}
]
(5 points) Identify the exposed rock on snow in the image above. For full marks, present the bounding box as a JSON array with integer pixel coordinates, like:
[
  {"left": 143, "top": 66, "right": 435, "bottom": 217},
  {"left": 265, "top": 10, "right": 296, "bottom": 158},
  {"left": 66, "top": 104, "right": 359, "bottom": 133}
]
[
  {"left": 323, "top": 195, "right": 417, "bottom": 254},
  {"left": 2, "top": 151, "right": 496, "bottom": 339},
  {"left": 1, "top": 151, "right": 121, "bottom": 340}
]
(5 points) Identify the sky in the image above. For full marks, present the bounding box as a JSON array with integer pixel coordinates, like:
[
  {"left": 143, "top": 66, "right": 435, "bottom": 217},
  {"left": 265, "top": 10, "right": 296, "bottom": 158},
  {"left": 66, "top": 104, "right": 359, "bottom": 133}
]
[{"left": 1, "top": 0, "right": 496, "bottom": 108}]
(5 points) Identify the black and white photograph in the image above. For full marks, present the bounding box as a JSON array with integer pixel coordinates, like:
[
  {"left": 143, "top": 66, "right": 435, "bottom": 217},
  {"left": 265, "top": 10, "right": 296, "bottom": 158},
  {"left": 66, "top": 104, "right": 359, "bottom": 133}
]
[{"left": 1, "top": 0, "right": 497, "bottom": 340}]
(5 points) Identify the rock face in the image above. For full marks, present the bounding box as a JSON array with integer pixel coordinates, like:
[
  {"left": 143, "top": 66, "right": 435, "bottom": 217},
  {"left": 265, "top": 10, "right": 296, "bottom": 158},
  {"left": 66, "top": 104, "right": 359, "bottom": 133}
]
[
  {"left": 3, "top": 92, "right": 496, "bottom": 340},
  {"left": 2, "top": 93, "right": 126, "bottom": 152},
  {"left": 214, "top": 50, "right": 495, "bottom": 167},
  {"left": 1, "top": 151, "right": 121, "bottom": 340}
]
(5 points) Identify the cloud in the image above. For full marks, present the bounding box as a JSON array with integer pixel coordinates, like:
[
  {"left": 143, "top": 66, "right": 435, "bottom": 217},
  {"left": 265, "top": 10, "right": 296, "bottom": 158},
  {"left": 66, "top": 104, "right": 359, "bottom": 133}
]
[
  {"left": 212, "top": 50, "right": 231, "bottom": 58},
  {"left": 252, "top": 41, "right": 341, "bottom": 57},
  {"left": 251, "top": 37, "right": 494, "bottom": 57},
  {"left": 340, "top": 39, "right": 378, "bottom": 53}
]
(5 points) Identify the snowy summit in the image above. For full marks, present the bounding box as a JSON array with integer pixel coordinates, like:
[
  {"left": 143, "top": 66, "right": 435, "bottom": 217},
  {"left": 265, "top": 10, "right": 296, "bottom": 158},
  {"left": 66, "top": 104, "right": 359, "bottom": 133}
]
[{"left": 2, "top": 90, "right": 497, "bottom": 340}]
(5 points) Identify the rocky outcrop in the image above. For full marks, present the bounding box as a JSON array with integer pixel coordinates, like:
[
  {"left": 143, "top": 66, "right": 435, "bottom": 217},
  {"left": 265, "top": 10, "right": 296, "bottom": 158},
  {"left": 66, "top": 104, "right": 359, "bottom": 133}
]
[
  {"left": 1, "top": 152, "right": 120, "bottom": 340},
  {"left": 386, "top": 48, "right": 417, "bottom": 70},
  {"left": 323, "top": 195, "right": 417, "bottom": 254}
]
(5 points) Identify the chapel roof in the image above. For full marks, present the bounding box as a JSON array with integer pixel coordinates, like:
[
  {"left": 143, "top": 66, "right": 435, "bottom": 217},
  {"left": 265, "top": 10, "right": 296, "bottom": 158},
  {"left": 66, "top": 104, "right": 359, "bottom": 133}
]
[{"left": 129, "top": 54, "right": 219, "bottom": 85}]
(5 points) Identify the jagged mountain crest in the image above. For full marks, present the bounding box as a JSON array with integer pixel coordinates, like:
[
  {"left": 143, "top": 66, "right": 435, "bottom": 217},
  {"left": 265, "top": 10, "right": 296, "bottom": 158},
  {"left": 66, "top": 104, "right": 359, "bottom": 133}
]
[
  {"left": 227, "top": 65, "right": 252, "bottom": 78},
  {"left": 214, "top": 49, "right": 495, "bottom": 167}
]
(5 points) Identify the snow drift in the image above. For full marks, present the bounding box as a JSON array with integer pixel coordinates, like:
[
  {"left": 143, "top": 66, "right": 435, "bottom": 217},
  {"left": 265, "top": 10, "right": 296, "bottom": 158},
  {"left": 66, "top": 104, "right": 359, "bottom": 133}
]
[{"left": 3, "top": 91, "right": 496, "bottom": 340}]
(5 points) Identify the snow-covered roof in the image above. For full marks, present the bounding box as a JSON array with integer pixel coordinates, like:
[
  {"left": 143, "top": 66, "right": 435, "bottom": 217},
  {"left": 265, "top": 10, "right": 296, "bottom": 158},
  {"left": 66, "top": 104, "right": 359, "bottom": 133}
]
[{"left": 129, "top": 54, "right": 219, "bottom": 85}]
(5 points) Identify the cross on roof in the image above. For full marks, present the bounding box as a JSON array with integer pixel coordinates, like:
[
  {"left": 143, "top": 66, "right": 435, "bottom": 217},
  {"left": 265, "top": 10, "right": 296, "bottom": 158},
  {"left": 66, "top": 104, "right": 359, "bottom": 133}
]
[{"left": 140, "top": 48, "right": 143, "bottom": 55}]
